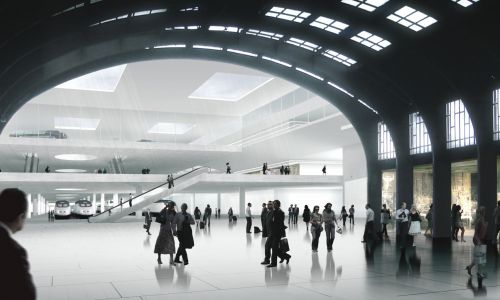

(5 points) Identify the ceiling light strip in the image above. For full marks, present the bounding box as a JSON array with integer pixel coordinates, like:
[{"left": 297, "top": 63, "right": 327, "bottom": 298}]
[
  {"left": 296, "top": 68, "right": 324, "bottom": 81},
  {"left": 193, "top": 45, "right": 223, "bottom": 51},
  {"left": 153, "top": 44, "right": 186, "bottom": 49},
  {"left": 227, "top": 49, "right": 258, "bottom": 57},
  {"left": 358, "top": 99, "right": 379, "bottom": 114},
  {"left": 327, "top": 81, "right": 354, "bottom": 98},
  {"left": 262, "top": 56, "right": 292, "bottom": 67}
]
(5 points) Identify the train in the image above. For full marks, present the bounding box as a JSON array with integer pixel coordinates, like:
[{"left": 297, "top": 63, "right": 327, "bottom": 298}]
[
  {"left": 142, "top": 199, "right": 173, "bottom": 216},
  {"left": 71, "top": 200, "right": 94, "bottom": 218},
  {"left": 9, "top": 129, "right": 68, "bottom": 139},
  {"left": 54, "top": 200, "right": 71, "bottom": 219}
]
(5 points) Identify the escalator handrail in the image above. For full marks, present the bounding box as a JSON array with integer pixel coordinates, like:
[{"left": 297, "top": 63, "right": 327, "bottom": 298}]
[{"left": 89, "top": 166, "right": 208, "bottom": 219}]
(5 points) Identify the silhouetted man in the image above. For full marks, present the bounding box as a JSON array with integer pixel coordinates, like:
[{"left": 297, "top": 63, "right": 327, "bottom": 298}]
[
  {"left": 0, "top": 188, "right": 36, "bottom": 300},
  {"left": 144, "top": 208, "right": 152, "bottom": 235},
  {"left": 246, "top": 202, "right": 252, "bottom": 233},
  {"left": 261, "top": 201, "right": 274, "bottom": 265},
  {"left": 261, "top": 203, "right": 268, "bottom": 235},
  {"left": 268, "top": 199, "right": 291, "bottom": 268}
]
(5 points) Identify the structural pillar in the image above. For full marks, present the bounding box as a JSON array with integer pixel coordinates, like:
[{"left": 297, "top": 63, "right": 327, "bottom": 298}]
[
  {"left": 100, "top": 193, "right": 105, "bottom": 214},
  {"left": 92, "top": 193, "right": 96, "bottom": 214},
  {"left": 135, "top": 186, "right": 143, "bottom": 218},
  {"left": 239, "top": 187, "right": 246, "bottom": 218},
  {"left": 217, "top": 193, "right": 221, "bottom": 217},
  {"left": 27, "top": 193, "right": 32, "bottom": 219}
]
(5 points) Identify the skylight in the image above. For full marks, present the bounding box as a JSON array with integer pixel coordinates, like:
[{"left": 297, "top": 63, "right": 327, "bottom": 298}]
[
  {"left": 148, "top": 122, "right": 195, "bottom": 135},
  {"left": 451, "top": 0, "right": 479, "bottom": 7},
  {"left": 193, "top": 45, "right": 223, "bottom": 51},
  {"left": 351, "top": 31, "right": 391, "bottom": 51},
  {"left": 265, "top": 6, "right": 311, "bottom": 23},
  {"left": 341, "top": 0, "right": 389, "bottom": 12},
  {"left": 322, "top": 49, "right": 357, "bottom": 66},
  {"left": 165, "top": 26, "right": 200, "bottom": 30},
  {"left": 387, "top": 6, "right": 437, "bottom": 32},
  {"left": 54, "top": 117, "right": 100, "bottom": 131},
  {"left": 310, "top": 16, "right": 349, "bottom": 35},
  {"left": 296, "top": 67, "right": 324, "bottom": 81},
  {"left": 327, "top": 81, "right": 354, "bottom": 97},
  {"left": 55, "top": 64, "right": 126, "bottom": 92},
  {"left": 262, "top": 56, "right": 292, "bottom": 67},
  {"left": 208, "top": 26, "right": 242, "bottom": 33},
  {"left": 246, "top": 29, "right": 284, "bottom": 40},
  {"left": 180, "top": 7, "right": 199, "bottom": 12},
  {"left": 55, "top": 154, "right": 97, "bottom": 161},
  {"left": 189, "top": 72, "right": 273, "bottom": 102},
  {"left": 132, "top": 9, "right": 167, "bottom": 17},
  {"left": 286, "top": 38, "right": 322, "bottom": 52}
]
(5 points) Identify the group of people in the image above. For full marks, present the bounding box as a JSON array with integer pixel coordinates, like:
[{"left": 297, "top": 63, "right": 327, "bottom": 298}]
[
  {"left": 141, "top": 168, "right": 151, "bottom": 174},
  {"left": 451, "top": 204, "right": 466, "bottom": 242},
  {"left": 151, "top": 201, "right": 195, "bottom": 266},
  {"left": 279, "top": 165, "right": 291, "bottom": 175},
  {"left": 47, "top": 210, "right": 56, "bottom": 222},
  {"left": 287, "top": 204, "right": 300, "bottom": 224}
]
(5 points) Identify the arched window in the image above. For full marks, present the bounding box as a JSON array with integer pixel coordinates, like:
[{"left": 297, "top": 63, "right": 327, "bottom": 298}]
[
  {"left": 378, "top": 122, "right": 396, "bottom": 159},
  {"left": 446, "top": 99, "right": 475, "bottom": 148},
  {"left": 409, "top": 112, "right": 432, "bottom": 154},
  {"left": 493, "top": 89, "right": 500, "bottom": 140}
]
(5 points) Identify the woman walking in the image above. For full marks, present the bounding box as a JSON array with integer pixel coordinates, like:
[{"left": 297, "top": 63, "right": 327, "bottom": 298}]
[
  {"left": 380, "top": 204, "right": 391, "bottom": 239},
  {"left": 424, "top": 204, "right": 433, "bottom": 237},
  {"left": 322, "top": 203, "right": 339, "bottom": 252},
  {"left": 466, "top": 206, "right": 488, "bottom": 282},
  {"left": 302, "top": 205, "right": 311, "bottom": 230},
  {"left": 154, "top": 202, "right": 177, "bottom": 265},
  {"left": 348, "top": 205, "right": 355, "bottom": 225},
  {"left": 310, "top": 206, "right": 323, "bottom": 252},
  {"left": 455, "top": 205, "right": 466, "bottom": 242},
  {"left": 194, "top": 206, "right": 201, "bottom": 227},
  {"left": 408, "top": 205, "right": 422, "bottom": 247},
  {"left": 340, "top": 206, "right": 348, "bottom": 227}
]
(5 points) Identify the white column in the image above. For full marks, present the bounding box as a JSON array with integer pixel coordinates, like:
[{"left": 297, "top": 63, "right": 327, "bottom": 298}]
[
  {"left": 217, "top": 193, "right": 221, "bottom": 218},
  {"left": 27, "top": 194, "right": 32, "bottom": 219},
  {"left": 239, "top": 187, "right": 245, "bottom": 218},
  {"left": 100, "top": 193, "right": 105, "bottom": 213},
  {"left": 135, "top": 186, "right": 143, "bottom": 218},
  {"left": 92, "top": 194, "right": 97, "bottom": 214},
  {"left": 34, "top": 194, "right": 41, "bottom": 216}
]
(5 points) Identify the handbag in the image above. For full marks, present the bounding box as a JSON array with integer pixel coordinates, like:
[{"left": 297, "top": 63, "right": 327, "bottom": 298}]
[
  {"left": 143, "top": 224, "right": 148, "bottom": 229},
  {"left": 336, "top": 227, "right": 342, "bottom": 234},
  {"left": 279, "top": 237, "right": 290, "bottom": 252}
]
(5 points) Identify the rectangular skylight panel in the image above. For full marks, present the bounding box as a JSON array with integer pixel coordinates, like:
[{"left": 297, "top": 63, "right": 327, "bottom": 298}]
[
  {"left": 388, "top": 6, "right": 437, "bottom": 32},
  {"left": 351, "top": 31, "right": 391, "bottom": 51},
  {"left": 133, "top": 10, "right": 150, "bottom": 16},
  {"left": 56, "top": 64, "right": 126, "bottom": 92},
  {"left": 193, "top": 45, "right": 223, "bottom": 51},
  {"left": 55, "top": 117, "right": 100, "bottom": 131},
  {"left": 322, "top": 49, "right": 357, "bottom": 67},
  {"left": 189, "top": 72, "right": 273, "bottom": 101},
  {"left": 310, "top": 16, "right": 349, "bottom": 35},
  {"left": 452, "top": 0, "right": 479, "bottom": 8},
  {"left": 151, "top": 9, "right": 167, "bottom": 14},
  {"left": 286, "top": 38, "right": 321, "bottom": 52},
  {"left": 148, "top": 122, "right": 195, "bottom": 135},
  {"left": 342, "top": 0, "right": 389, "bottom": 12},
  {"left": 265, "top": 6, "right": 310, "bottom": 23},
  {"left": 209, "top": 26, "right": 242, "bottom": 33},
  {"left": 154, "top": 44, "right": 186, "bottom": 48},
  {"left": 327, "top": 81, "right": 354, "bottom": 97}
]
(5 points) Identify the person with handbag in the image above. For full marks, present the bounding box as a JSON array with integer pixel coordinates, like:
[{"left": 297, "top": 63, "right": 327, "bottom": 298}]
[
  {"left": 408, "top": 205, "right": 422, "bottom": 246},
  {"left": 395, "top": 202, "right": 410, "bottom": 250},
  {"left": 466, "top": 206, "right": 488, "bottom": 282},
  {"left": 322, "top": 203, "right": 339, "bottom": 252},
  {"left": 173, "top": 203, "right": 195, "bottom": 266},
  {"left": 144, "top": 208, "right": 152, "bottom": 235},
  {"left": 340, "top": 206, "right": 348, "bottom": 227},
  {"left": 267, "top": 199, "right": 291, "bottom": 268},
  {"left": 261, "top": 201, "right": 275, "bottom": 265},
  {"left": 154, "top": 202, "right": 177, "bottom": 265},
  {"left": 310, "top": 205, "right": 323, "bottom": 253}
]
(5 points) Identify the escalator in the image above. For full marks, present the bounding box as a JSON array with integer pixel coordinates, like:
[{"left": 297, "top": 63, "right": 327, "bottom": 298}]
[{"left": 88, "top": 166, "right": 211, "bottom": 223}]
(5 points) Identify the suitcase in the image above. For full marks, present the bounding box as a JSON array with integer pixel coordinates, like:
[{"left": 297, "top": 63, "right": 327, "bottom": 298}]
[
  {"left": 254, "top": 226, "right": 261, "bottom": 233},
  {"left": 199, "top": 221, "right": 205, "bottom": 229},
  {"left": 232, "top": 216, "right": 237, "bottom": 221}
]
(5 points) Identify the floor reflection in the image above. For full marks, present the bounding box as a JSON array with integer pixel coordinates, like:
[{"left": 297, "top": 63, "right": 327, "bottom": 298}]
[
  {"left": 265, "top": 265, "right": 290, "bottom": 286},
  {"left": 396, "top": 246, "right": 421, "bottom": 278},
  {"left": 310, "top": 251, "right": 342, "bottom": 283},
  {"left": 154, "top": 264, "right": 191, "bottom": 289},
  {"left": 467, "top": 277, "right": 487, "bottom": 297},
  {"left": 143, "top": 235, "right": 151, "bottom": 248}
]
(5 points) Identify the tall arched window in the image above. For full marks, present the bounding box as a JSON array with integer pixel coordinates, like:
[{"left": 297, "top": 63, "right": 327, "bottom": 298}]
[
  {"left": 409, "top": 112, "right": 432, "bottom": 154},
  {"left": 378, "top": 122, "right": 396, "bottom": 159},
  {"left": 446, "top": 99, "right": 475, "bottom": 148}
]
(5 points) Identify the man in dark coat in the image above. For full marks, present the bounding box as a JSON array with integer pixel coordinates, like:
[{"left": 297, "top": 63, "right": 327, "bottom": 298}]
[
  {"left": 144, "top": 208, "right": 153, "bottom": 235},
  {"left": 261, "top": 201, "right": 274, "bottom": 265},
  {"left": 267, "top": 199, "right": 291, "bottom": 268},
  {"left": 261, "top": 203, "right": 268, "bottom": 236},
  {"left": 0, "top": 188, "right": 36, "bottom": 300}
]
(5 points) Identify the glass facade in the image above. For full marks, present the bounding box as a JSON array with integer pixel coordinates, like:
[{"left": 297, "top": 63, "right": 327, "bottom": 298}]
[
  {"left": 378, "top": 122, "right": 396, "bottom": 160},
  {"left": 446, "top": 99, "right": 476, "bottom": 149},
  {"left": 409, "top": 112, "right": 432, "bottom": 154},
  {"left": 493, "top": 89, "right": 500, "bottom": 140},
  {"left": 413, "top": 165, "right": 433, "bottom": 228},
  {"left": 451, "top": 160, "right": 478, "bottom": 228},
  {"left": 381, "top": 169, "right": 396, "bottom": 213}
]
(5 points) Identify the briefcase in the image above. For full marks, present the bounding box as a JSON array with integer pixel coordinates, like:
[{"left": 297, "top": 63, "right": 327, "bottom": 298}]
[{"left": 279, "top": 237, "right": 290, "bottom": 252}]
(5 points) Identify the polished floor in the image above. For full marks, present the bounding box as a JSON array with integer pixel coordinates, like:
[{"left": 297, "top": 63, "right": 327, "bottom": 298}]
[{"left": 15, "top": 216, "right": 500, "bottom": 300}]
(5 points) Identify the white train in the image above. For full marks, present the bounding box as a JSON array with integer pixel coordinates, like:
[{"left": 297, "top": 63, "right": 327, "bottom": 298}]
[
  {"left": 71, "top": 200, "right": 94, "bottom": 218},
  {"left": 54, "top": 200, "right": 71, "bottom": 219},
  {"left": 142, "top": 199, "right": 173, "bottom": 216}
]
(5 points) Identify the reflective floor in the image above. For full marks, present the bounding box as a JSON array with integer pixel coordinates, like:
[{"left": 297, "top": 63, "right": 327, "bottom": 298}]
[{"left": 15, "top": 217, "right": 500, "bottom": 299}]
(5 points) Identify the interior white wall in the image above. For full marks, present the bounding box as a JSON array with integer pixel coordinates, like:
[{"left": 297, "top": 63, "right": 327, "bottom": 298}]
[
  {"left": 300, "top": 163, "right": 342, "bottom": 175},
  {"left": 344, "top": 177, "right": 367, "bottom": 214},
  {"left": 274, "top": 188, "right": 343, "bottom": 213},
  {"left": 220, "top": 192, "right": 239, "bottom": 215},
  {"left": 193, "top": 193, "right": 217, "bottom": 212}
]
